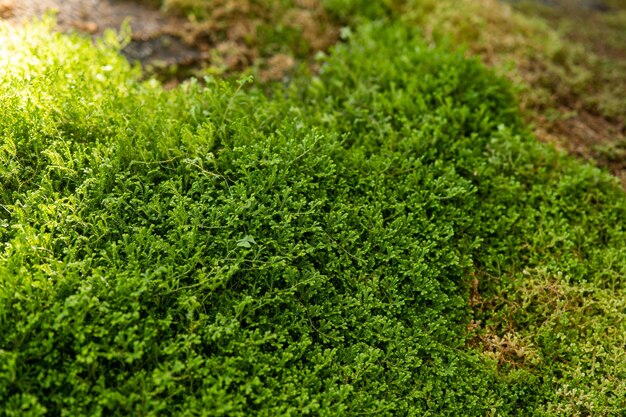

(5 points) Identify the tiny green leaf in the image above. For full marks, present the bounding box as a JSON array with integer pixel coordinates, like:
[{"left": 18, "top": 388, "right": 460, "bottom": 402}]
[{"left": 236, "top": 236, "right": 256, "bottom": 248}]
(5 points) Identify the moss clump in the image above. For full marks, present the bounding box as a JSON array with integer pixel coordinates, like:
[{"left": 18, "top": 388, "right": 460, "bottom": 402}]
[{"left": 1, "top": 18, "right": 625, "bottom": 416}]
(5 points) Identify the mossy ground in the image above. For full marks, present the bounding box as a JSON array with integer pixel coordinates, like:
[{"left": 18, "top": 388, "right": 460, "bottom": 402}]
[{"left": 1, "top": 2, "right": 625, "bottom": 416}]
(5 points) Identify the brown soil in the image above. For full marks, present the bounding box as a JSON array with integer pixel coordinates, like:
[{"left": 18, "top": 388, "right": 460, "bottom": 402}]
[{"left": 3, "top": 1, "right": 179, "bottom": 37}]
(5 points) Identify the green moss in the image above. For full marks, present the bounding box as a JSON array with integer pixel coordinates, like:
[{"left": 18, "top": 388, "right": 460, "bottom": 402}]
[{"left": 1, "top": 17, "right": 625, "bottom": 416}]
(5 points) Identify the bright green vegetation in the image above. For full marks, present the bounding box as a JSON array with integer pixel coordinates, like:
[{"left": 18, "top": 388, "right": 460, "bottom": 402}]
[
  {"left": 1, "top": 16, "right": 625, "bottom": 417},
  {"left": 324, "top": 0, "right": 626, "bottom": 153}
]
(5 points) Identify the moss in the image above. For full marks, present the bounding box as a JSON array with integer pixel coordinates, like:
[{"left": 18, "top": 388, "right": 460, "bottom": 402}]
[{"left": 1, "top": 16, "right": 625, "bottom": 416}]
